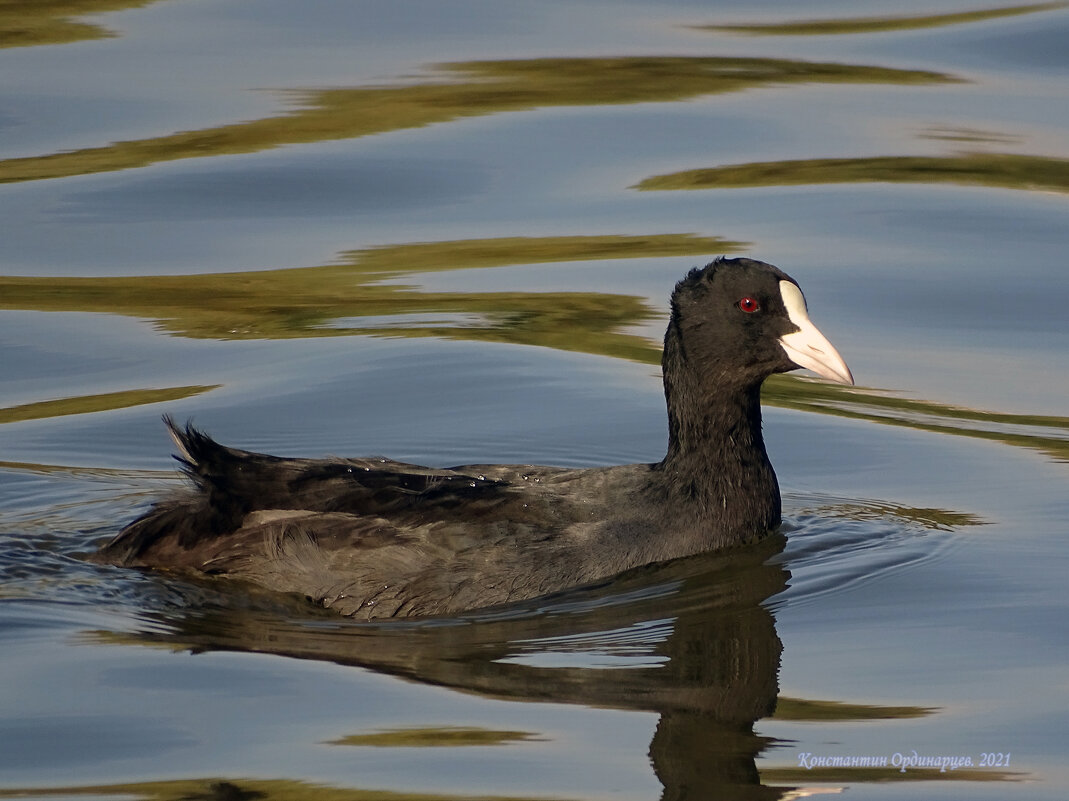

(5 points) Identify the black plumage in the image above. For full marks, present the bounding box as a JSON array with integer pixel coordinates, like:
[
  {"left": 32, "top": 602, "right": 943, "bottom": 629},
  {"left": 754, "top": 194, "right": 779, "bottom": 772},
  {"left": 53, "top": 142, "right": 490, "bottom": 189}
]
[{"left": 95, "top": 257, "right": 852, "bottom": 619}]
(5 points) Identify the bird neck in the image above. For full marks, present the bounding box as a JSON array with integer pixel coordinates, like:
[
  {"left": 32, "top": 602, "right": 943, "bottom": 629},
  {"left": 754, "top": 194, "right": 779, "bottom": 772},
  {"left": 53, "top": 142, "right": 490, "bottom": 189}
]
[
  {"left": 661, "top": 380, "right": 766, "bottom": 467},
  {"left": 654, "top": 323, "right": 780, "bottom": 537}
]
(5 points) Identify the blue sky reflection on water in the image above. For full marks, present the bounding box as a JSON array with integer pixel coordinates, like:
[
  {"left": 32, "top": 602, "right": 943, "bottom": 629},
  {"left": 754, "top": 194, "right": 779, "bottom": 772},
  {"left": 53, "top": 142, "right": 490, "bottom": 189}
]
[{"left": 0, "top": 0, "right": 1068, "bottom": 799}]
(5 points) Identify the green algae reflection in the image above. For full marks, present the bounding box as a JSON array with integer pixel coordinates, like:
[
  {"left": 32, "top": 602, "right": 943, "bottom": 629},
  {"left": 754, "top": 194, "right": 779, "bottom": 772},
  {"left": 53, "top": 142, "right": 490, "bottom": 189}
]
[
  {"left": 0, "top": 55, "right": 952, "bottom": 185},
  {"left": 699, "top": 2, "right": 1066, "bottom": 36},
  {"left": 772, "top": 697, "right": 934, "bottom": 721},
  {"left": 763, "top": 375, "right": 1069, "bottom": 464},
  {"left": 0, "top": 778, "right": 555, "bottom": 801},
  {"left": 636, "top": 153, "right": 1069, "bottom": 196},
  {"left": 0, "top": 386, "right": 217, "bottom": 425},
  {"left": 0, "top": 233, "right": 739, "bottom": 362},
  {"left": 0, "top": 0, "right": 159, "bottom": 49},
  {"left": 328, "top": 726, "right": 540, "bottom": 748}
]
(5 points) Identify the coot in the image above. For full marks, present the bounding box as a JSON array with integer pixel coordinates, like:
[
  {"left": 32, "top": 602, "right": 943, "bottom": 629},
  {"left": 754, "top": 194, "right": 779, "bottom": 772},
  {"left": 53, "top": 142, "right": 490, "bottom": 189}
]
[{"left": 96, "top": 257, "right": 852, "bottom": 618}]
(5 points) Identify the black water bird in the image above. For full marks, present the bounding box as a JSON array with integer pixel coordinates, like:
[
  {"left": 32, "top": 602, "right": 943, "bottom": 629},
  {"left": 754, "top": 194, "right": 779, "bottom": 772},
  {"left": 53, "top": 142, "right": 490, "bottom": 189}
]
[{"left": 95, "top": 258, "right": 852, "bottom": 618}]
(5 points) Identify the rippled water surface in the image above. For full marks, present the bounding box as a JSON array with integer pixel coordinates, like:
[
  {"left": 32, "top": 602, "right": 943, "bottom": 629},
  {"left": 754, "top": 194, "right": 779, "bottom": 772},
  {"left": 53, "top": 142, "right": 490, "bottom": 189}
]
[{"left": 1, "top": 1, "right": 1068, "bottom": 799}]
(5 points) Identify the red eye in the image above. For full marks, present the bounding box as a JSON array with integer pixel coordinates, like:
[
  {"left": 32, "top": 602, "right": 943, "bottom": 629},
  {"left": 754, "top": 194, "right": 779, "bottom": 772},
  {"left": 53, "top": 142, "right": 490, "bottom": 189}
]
[{"left": 737, "top": 296, "right": 760, "bottom": 313}]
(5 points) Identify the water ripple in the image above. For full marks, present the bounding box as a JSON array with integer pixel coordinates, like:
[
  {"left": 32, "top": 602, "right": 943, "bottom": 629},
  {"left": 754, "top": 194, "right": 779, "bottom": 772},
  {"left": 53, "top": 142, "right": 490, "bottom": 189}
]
[{"left": 774, "top": 492, "right": 975, "bottom": 609}]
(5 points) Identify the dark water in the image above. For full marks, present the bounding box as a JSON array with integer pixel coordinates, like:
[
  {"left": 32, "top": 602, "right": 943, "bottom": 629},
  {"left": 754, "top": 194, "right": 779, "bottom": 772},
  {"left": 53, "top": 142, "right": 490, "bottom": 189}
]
[{"left": 1, "top": 1, "right": 1068, "bottom": 799}]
